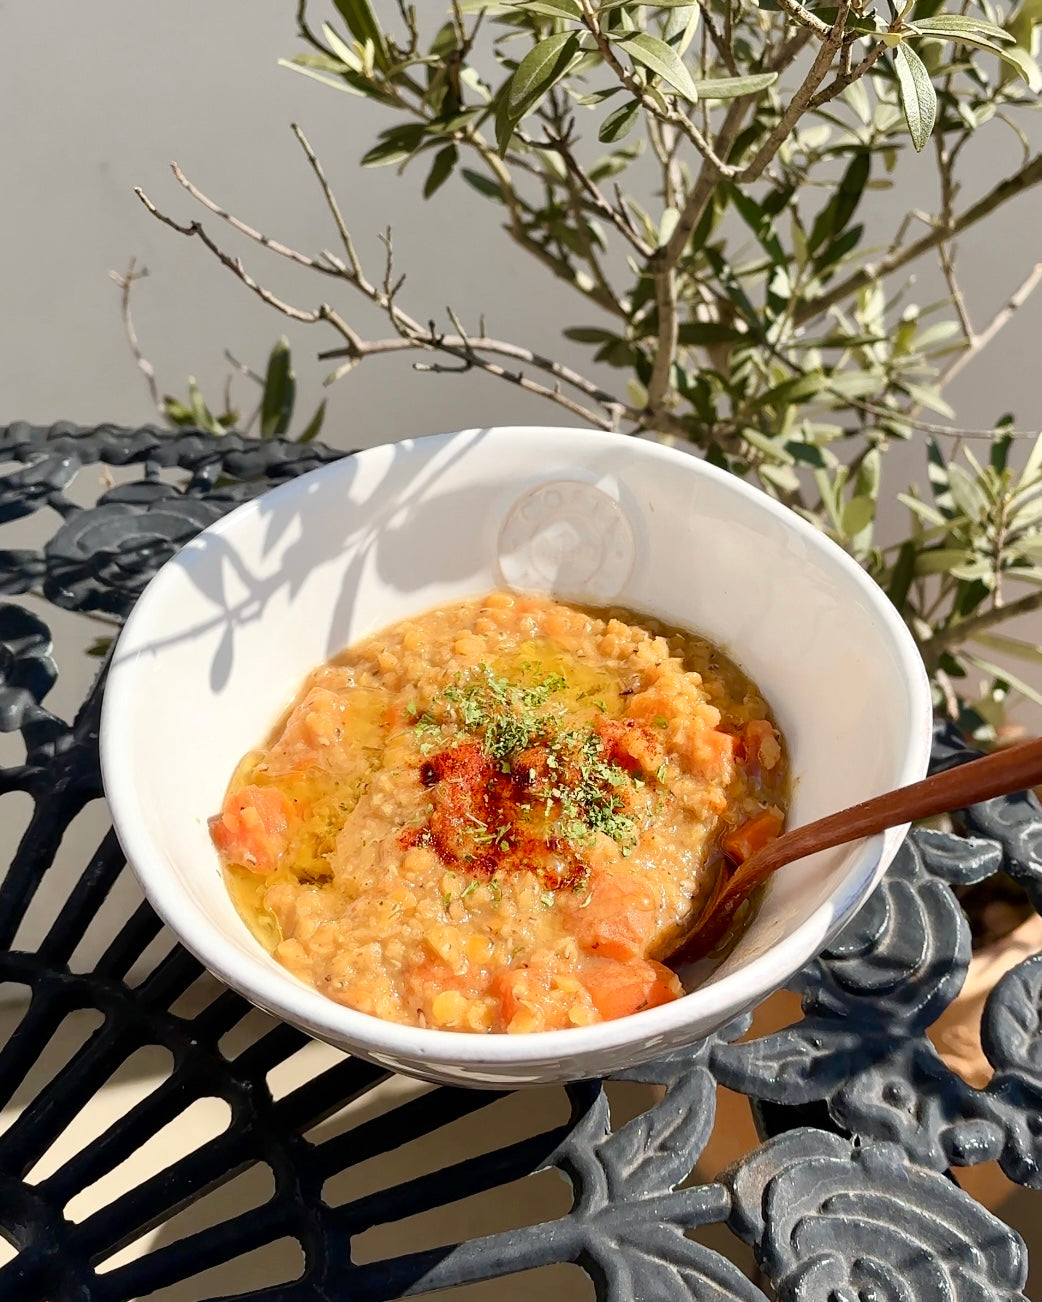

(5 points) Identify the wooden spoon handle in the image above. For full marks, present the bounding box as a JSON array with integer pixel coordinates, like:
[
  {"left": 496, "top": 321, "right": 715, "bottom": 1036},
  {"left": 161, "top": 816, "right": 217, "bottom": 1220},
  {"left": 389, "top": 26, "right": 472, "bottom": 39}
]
[{"left": 666, "top": 736, "right": 1042, "bottom": 968}]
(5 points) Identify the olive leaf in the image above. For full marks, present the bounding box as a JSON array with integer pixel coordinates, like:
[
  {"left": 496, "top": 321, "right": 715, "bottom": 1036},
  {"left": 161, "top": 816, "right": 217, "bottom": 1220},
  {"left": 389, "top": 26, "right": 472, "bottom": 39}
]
[
  {"left": 729, "top": 186, "right": 786, "bottom": 265},
  {"left": 893, "top": 42, "right": 937, "bottom": 152},
  {"left": 613, "top": 32, "right": 701, "bottom": 100},
  {"left": 887, "top": 540, "right": 918, "bottom": 611},
  {"left": 911, "top": 13, "right": 1041, "bottom": 85},
  {"left": 973, "top": 632, "right": 1042, "bottom": 668},
  {"left": 424, "top": 143, "right": 459, "bottom": 197},
  {"left": 664, "top": 4, "right": 700, "bottom": 58},
  {"left": 691, "top": 71, "right": 777, "bottom": 99},
  {"left": 277, "top": 56, "right": 369, "bottom": 96},
  {"left": 260, "top": 338, "right": 296, "bottom": 440},
  {"left": 508, "top": 0, "right": 583, "bottom": 20},
  {"left": 842, "top": 494, "right": 876, "bottom": 538},
  {"left": 507, "top": 31, "right": 582, "bottom": 113},
  {"left": 164, "top": 379, "right": 235, "bottom": 436},
  {"left": 964, "top": 652, "right": 1042, "bottom": 709},
  {"left": 333, "top": 0, "right": 389, "bottom": 70},
  {"left": 807, "top": 152, "right": 870, "bottom": 254},
  {"left": 997, "top": 43, "right": 1042, "bottom": 90},
  {"left": 361, "top": 124, "right": 427, "bottom": 167},
  {"left": 899, "top": 494, "right": 947, "bottom": 527},
  {"left": 460, "top": 168, "right": 504, "bottom": 199},
  {"left": 916, "top": 547, "right": 981, "bottom": 575},
  {"left": 499, "top": 31, "right": 581, "bottom": 150},
  {"left": 599, "top": 98, "right": 642, "bottom": 141},
  {"left": 296, "top": 399, "right": 327, "bottom": 445},
  {"left": 321, "top": 21, "right": 364, "bottom": 71},
  {"left": 911, "top": 14, "right": 1013, "bottom": 44}
]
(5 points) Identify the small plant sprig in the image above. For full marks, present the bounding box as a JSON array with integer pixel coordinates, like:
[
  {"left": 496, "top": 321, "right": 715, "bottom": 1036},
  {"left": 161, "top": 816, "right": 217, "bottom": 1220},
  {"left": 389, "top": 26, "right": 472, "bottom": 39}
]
[{"left": 111, "top": 261, "right": 326, "bottom": 443}]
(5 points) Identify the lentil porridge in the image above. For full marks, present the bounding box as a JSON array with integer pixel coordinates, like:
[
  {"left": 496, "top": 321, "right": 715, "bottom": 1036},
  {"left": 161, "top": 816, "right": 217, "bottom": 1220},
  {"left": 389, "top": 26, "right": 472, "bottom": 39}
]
[{"left": 210, "top": 591, "right": 788, "bottom": 1033}]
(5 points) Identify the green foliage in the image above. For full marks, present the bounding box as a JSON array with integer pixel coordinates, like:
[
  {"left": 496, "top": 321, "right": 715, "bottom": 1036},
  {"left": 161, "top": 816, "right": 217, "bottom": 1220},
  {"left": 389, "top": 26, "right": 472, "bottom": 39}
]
[
  {"left": 162, "top": 338, "right": 325, "bottom": 443},
  {"left": 893, "top": 43, "right": 937, "bottom": 152},
  {"left": 145, "top": 0, "right": 1042, "bottom": 728}
]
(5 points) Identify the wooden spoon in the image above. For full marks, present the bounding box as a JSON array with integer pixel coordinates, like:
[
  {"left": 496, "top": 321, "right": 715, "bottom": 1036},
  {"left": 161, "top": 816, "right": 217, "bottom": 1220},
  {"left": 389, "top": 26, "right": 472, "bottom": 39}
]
[{"left": 665, "top": 736, "right": 1042, "bottom": 970}]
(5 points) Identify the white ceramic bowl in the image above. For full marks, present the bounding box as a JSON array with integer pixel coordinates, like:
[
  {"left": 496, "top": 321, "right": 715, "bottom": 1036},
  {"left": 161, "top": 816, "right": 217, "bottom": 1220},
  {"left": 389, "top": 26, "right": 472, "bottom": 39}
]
[{"left": 100, "top": 426, "right": 932, "bottom": 1086}]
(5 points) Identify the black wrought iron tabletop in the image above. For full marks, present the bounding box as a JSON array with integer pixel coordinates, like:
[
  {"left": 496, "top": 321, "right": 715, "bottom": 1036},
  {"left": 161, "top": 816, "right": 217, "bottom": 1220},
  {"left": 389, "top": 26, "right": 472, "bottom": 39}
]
[{"left": 0, "top": 420, "right": 1039, "bottom": 1301}]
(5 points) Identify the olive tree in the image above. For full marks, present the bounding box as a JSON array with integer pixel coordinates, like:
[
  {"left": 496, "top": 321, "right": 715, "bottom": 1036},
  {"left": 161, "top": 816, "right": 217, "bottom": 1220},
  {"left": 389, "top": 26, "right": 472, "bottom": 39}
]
[{"left": 132, "top": 0, "right": 1042, "bottom": 736}]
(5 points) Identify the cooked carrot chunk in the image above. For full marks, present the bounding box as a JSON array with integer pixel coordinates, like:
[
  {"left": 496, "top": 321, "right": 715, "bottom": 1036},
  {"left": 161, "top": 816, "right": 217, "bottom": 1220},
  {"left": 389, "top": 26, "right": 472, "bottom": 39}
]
[
  {"left": 720, "top": 808, "right": 784, "bottom": 865},
  {"left": 580, "top": 956, "right": 682, "bottom": 1021},
  {"left": 568, "top": 870, "right": 659, "bottom": 961},
  {"left": 491, "top": 967, "right": 528, "bottom": 1026},
  {"left": 210, "top": 785, "right": 294, "bottom": 873},
  {"left": 739, "top": 719, "right": 781, "bottom": 771}
]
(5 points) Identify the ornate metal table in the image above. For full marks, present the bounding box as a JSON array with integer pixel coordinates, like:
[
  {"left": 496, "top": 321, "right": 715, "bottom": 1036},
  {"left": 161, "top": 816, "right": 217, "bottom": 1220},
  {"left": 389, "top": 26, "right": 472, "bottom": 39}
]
[{"left": 0, "top": 420, "right": 1039, "bottom": 1301}]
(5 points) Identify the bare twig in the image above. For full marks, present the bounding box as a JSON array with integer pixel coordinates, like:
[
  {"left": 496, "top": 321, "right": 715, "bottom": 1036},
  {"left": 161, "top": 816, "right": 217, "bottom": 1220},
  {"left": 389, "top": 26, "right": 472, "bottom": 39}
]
[
  {"left": 806, "top": 40, "right": 885, "bottom": 110},
  {"left": 834, "top": 394, "right": 1041, "bottom": 439},
  {"left": 576, "top": 0, "right": 735, "bottom": 174},
  {"left": 939, "top": 243, "right": 974, "bottom": 342},
  {"left": 109, "top": 258, "right": 161, "bottom": 412},
  {"left": 292, "top": 123, "right": 365, "bottom": 279},
  {"left": 293, "top": 12, "right": 612, "bottom": 317},
  {"left": 136, "top": 156, "right": 658, "bottom": 435},
  {"left": 773, "top": 0, "right": 832, "bottom": 39},
  {"left": 298, "top": 121, "right": 632, "bottom": 370},
  {"left": 415, "top": 356, "right": 619, "bottom": 426},
  {"left": 294, "top": 0, "right": 327, "bottom": 57},
  {"left": 646, "top": 248, "right": 679, "bottom": 416},
  {"left": 698, "top": 0, "right": 740, "bottom": 76},
  {"left": 135, "top": 188, "right": 326, "bottom": 324},
  {"left": 796, "top": 154, "right": 1042, "bottom": 324},
  {"left": 170, "top": 162, "right": 340, "bottom": 277},
  {"left": 318, "top": 330, "right": 630, "bottom": 412},
  {"left": 547, "top": 134, "right": 653, "bottom": 258},
  {"left": 660, "top": 99, "right": 750, "bottom": 273},
  {"left": 887, "top": 207, "right": 937, "bottom": 255},
  {"left": 765, "top": 26, "right": 815, "bottom": 72},
  {"left": 940, "top": 262, "right": 1042, "bottom": 389},
  {"left": 548, "top": 143, "right": 629, "bottom": 312},
  {"left": 648, "top": 116, "right": 680, "bottom": 212},
  {"left": 739, "top": 3, "right": 852, "bottom": 183},
  {"left": 470, "top": 136, "right": 627, "bottom": 315},
  {"left": 612, "top": 182, "right": 647, "bottom": 245},
  {"left": 320, "top": 299, "right": 630, "bottom": 429},
  {"left": 926, "top": 586, "right": 1042, "bottom": 656},
  {"left": 934, "top": 128, "right": 975, "bottom": 345},
  {"left": 224, "top": 350, "right": 264, "bottom": 386},
  {"left": 662, "top": 122, "right": 684, "bottom": 216},
  {"left": 935, "top": 666, "right": 961, "bottom": 719},
  {"left": 645, "top": 96, "right": 753, "bottom": 418},
  {"left": 927, "top": 93, "right": 979, "bottom": 354}
]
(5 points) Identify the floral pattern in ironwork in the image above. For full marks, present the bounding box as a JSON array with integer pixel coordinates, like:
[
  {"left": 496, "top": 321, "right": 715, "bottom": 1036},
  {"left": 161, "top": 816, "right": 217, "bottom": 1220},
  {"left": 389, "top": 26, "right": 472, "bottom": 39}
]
[{"left": 0, "top": 421, "right": 1035, "bottom": 1300}]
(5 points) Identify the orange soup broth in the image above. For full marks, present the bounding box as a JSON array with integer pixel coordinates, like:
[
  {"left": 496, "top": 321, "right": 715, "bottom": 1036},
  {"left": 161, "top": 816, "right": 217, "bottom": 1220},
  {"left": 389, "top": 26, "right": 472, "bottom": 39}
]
[{"left": 211, "top": 591, "right": 788, "bottom": 1033}]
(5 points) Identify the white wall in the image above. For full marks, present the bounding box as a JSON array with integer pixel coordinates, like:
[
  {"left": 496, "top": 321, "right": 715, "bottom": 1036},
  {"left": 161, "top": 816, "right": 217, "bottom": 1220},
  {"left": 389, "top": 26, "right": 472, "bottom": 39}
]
[
  {"left": 1, "top": 2, "right": 599, "bottom": 443},
  {"left": 3, "top": 3, "right": 1040, "bottom": 446}
]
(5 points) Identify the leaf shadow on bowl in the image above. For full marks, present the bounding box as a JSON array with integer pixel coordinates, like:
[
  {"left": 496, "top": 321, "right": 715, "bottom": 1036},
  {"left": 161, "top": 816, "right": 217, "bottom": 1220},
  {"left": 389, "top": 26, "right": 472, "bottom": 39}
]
[{"left": 111, "top": 428, "right": 500, "bottom": 692}]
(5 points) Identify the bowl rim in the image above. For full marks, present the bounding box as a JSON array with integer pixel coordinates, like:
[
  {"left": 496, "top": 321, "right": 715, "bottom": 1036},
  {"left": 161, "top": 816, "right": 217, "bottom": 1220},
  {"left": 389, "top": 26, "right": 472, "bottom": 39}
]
[{"left": 101, "top": 424, "right": 934, "bottom": 1067}]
